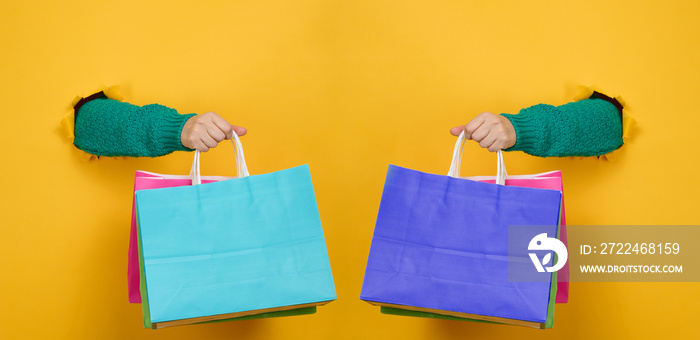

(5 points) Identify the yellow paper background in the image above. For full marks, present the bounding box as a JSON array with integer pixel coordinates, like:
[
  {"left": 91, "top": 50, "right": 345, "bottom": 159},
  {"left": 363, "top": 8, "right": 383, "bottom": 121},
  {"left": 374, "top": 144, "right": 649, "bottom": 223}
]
[{"left": 1, "top": 0, "right": 699, "bottom": 339}]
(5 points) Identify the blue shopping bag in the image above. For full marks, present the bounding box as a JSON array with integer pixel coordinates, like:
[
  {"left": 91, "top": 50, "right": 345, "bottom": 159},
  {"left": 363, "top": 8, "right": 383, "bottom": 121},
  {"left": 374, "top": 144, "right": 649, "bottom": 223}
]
[
  {"left": 135, "top": 135, "right": 336, "bottom": 329},
  {"left": 360, "top": 132, "right": 562, "bottom": 328}
]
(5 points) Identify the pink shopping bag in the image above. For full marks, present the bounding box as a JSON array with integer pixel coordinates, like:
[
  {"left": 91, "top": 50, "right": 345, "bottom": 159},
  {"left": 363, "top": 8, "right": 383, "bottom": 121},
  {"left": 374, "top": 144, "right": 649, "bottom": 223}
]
[
  {"left": 465, "top": 172, "right": 569, "bottom": 303},
  {"left": 127, "top": 170, "right": 232, "bottom": 303}
]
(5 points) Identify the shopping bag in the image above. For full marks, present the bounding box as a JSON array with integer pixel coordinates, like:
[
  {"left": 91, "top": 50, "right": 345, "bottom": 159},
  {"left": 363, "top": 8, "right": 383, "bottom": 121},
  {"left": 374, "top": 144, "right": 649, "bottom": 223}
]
[
  {"left": 128, "top": 171, "right": 230, "bottom": 303},
  {"left": 454, "top": 158, "right": 569, "bottom": 303},
  {"left": 360, "top": 131, "right": 562, "bottom": 328},
  {"left": 135, "top": 135, "right": 336, "bottom": 329}
]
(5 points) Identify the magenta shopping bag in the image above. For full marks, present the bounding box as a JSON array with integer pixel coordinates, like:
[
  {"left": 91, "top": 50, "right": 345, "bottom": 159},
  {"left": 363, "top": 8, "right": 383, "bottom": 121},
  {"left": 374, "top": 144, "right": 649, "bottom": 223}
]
[
  {"left": 463, "top": 172, "right": 568, "bottom": 303},
  {"left": 127, "top": 171, "right": 233, "bottom": 303}
]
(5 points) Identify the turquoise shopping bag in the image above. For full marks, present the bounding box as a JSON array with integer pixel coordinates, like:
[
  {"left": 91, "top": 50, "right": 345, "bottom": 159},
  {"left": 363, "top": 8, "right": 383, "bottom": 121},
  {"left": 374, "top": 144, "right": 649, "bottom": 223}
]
[{"left": 135, "top": 135, "right": 336, "bottom": 328}]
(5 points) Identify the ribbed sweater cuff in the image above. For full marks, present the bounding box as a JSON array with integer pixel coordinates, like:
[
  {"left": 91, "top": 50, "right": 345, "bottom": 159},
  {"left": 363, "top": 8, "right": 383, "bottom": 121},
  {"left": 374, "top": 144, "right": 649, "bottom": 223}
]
[
  {"left": 158, "top": 111, "right": 197, "bottom": 152},
  {"left": 500, "top": 112, "right": 540, "bottom": 153}
]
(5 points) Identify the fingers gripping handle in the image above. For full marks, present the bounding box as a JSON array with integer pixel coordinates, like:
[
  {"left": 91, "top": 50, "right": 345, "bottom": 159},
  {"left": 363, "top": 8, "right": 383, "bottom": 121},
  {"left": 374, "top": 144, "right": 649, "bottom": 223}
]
[
  {"left": 447, "top": 130, "right": 507, "bottom": 185},
  {"left": 190, "top": 132, "right": 250, "bottom": 185}
]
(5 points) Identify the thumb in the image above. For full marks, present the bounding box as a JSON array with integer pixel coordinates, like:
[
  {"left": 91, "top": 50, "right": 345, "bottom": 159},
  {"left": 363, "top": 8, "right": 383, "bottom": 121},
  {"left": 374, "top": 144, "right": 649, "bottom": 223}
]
[
  {"left": 233, "top": 126, "right": 247, "bottom": 137},
  {"left": 450, "top": 125, "right": 465, "bottom": 136}
]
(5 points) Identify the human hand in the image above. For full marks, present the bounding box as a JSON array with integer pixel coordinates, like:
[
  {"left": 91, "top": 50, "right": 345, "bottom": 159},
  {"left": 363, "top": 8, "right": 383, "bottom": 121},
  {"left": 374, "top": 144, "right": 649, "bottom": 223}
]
[
  {"left": 450, "top": 112, "right": 516, "bottom": 152},
  {"left": 180, "top": 112, "right": 247, "bottom": 152}
]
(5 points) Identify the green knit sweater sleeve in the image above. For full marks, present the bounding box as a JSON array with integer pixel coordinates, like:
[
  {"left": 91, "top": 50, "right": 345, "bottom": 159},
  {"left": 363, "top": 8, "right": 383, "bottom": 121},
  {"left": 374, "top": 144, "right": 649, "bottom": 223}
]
[
  {"left": 500, "top": 98, "right": 623, "bottom": 157},
  {"left": 73, "top": 98, "right": 197, "bottom": 157}
]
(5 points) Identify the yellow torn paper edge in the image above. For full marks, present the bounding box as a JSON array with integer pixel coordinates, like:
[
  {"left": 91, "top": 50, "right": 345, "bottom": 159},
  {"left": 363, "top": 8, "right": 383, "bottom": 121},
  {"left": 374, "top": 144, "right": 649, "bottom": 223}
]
[
  {"left": 60, "top": 85, "right": 126, "bottom": 161},
  {"left": 573, "top": 85, "right": 637, "bottom": 162}
]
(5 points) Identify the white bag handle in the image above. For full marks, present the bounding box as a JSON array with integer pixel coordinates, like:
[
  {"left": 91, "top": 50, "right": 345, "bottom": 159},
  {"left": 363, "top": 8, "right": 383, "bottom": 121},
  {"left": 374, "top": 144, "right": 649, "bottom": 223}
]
[
  {"left": 190, "top": 132, "right": 250, "bottom": 185},
  {"left": 447, "top": 130, "right": 507, "bottom": 185}
]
